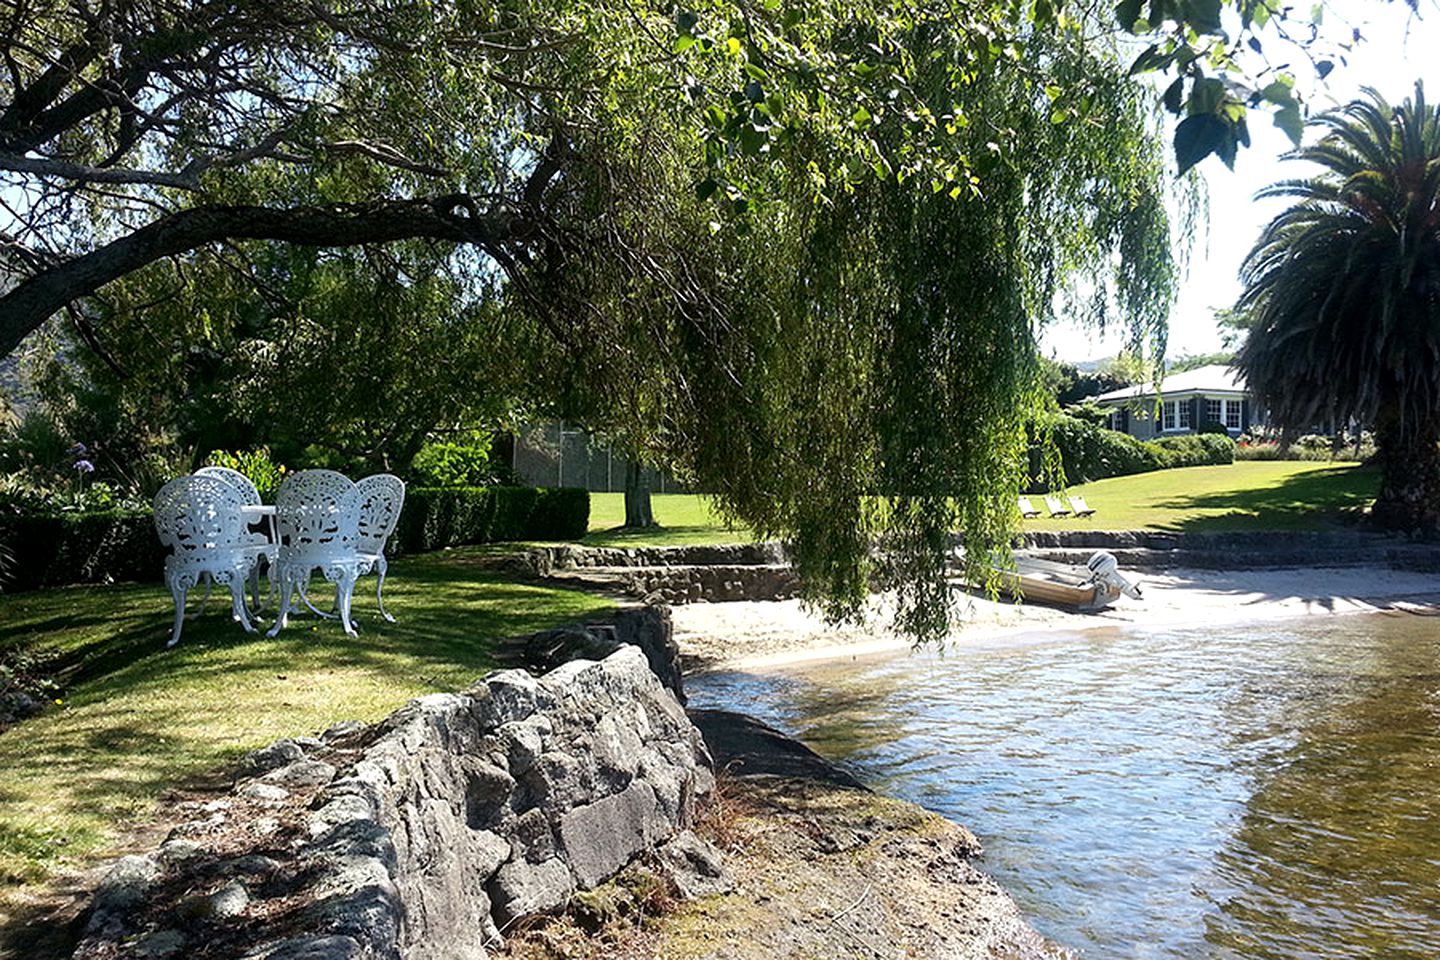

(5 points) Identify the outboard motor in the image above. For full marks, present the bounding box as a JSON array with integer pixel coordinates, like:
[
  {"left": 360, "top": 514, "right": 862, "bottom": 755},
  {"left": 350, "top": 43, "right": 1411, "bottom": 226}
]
[{"left": 1086, "top": 550, "right": 1143, "bottom": 600}]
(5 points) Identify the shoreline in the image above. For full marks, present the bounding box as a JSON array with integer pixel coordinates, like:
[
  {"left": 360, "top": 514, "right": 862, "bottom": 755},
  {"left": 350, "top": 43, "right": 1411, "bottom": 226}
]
[{"left": 672, "top": 564, "right": 1440, "bottom": 673}]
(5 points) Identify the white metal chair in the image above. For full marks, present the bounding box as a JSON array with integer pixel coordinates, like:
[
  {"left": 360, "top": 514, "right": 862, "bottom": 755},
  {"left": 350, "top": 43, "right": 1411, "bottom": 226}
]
[
  {"left": 353, "top": 473, "right": 406, "bottom": 622},
  {"left": 194, "top": 465, "right": 277, "bottom": 612},
  {"left": 152, "top": 475, "right": 259, "bottom": 647},
  {"left": 267, "top": 469, "right": 363, "bottom": 637}
]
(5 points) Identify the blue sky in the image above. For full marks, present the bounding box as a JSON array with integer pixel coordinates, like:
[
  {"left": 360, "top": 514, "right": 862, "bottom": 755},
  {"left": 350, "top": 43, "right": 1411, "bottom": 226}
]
[{"left": 1043, "top": 0, "right": 1440, "bottom": 364}]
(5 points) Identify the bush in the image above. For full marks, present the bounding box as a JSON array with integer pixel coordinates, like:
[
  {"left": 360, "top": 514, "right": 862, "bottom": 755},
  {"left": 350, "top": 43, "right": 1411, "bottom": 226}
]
[
  {"left": 1030, "top": 414, "right": 1159, "bottom": 487},
  {"left": 1029, "top": 415, "right": 1234, "bottom": 489},
  {"left": 393, "top": 486, "right": 589, "bottom": 554},
  {"left": 1196, "top": 420, "right": 1230, "bottom": 436},
  {"left": 0, "top": 485, "right": 588, "bottom": 592},
  {"left": 205, "top": 447, "right": 287, "bottom": 501},
  {"left": 1150, "top": 433, "right": 1235, "bottom": 468},
  {"left": 0, "top": 510, "right": 164, "bottom": 591},
  {"left": 410, "top": 436, "right": 515, "bottom": 488}
]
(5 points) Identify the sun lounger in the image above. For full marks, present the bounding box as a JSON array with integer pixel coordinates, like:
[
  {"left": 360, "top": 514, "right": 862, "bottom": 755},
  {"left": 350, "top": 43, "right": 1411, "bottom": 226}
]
[
  {"left": 1017, "top": 496, "right": 1041, "bottom": 519},
  {"left": 1043, "top": 495, "right": 1070, "bottom": 517},
  {"left": 1068, "top": 495, "right": 1096, "bottom": 517}
]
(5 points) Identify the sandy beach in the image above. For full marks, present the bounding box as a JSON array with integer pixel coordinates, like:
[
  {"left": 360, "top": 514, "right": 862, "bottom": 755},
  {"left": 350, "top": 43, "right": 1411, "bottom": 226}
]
[{"left": 671, "top": 565, "right": 1440, "bottom": 671}]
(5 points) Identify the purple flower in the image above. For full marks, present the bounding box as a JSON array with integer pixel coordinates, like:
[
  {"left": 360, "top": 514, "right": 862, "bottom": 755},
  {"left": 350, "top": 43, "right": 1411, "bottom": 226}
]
[
  {"left": 68, "top": 442, "right": 87, "bottom": 456},
  {"left": 74, "top": 459, "right": 95, "bottom": 474}
]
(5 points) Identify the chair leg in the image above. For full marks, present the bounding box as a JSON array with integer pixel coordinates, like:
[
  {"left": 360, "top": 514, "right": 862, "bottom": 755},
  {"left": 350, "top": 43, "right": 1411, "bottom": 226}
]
[
  {"left": 375, "top": 558, "right": 394, "bottom": 623},
  {"left": 195, "top": 574, "right": 213, "bottom": 619},
  {"left": 266, "top": 569, "right": 294, "bottom": 638},
  {"left": 228, "top": 574, "right": 256, "bottom": 634},
  {"left": 167, "top": 579, "right": 189, "bottom": 648},
  {"left": 337, "top": 576, "right": 358, "bottom": 637}
]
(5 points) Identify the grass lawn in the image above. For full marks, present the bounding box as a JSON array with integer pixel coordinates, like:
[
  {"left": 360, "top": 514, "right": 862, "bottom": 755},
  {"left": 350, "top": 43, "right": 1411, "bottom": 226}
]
[
  {"left": 1023, "top": 460, "right": 1379, "bottom": 531},
  {"left": 585, "top": 493, "right": 755, "bottom": 546},
  {"left": 0, "top": 549, "right": 611, "bottom": 907}
]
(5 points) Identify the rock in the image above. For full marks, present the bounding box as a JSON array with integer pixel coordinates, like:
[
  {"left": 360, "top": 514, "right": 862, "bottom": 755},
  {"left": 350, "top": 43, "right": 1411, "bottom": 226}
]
[
  {"left": 249, "top": 936, "right": 365, "bottom": 960},
  {"left": 135, "top": 929, "right": 187, "bottom": 959},
  {"left": 157, "top": 838, "right": 204, "bottom": 866},
  {"left": 262, "top": 759, "right": 336, "bottom": 787},
  {"left": 238, "top": 782, "right": 291, "bottom": 802},
  {"left": 558, "top": 781, "right": 665, "bottom": 889},
  {"left": 72, "top": 646, "right": 713, "bottom": 960},
  {"left": 241, "top": 739, "right": 306, "bottom": 776},
  {"left": 210, "top": 881, "right": 250, "bottom": 918},
  {"left": 3, "top": 691, "right": 41, "bottom": 719},
  {"left": 91, "top": 854, "right": 159, "bottom": 916},
  {"left": 228, "top": 854, "right": 283, "bottom": 877},
  {"left": 654, "top": 830, "right": 733, "bottom": 899},
  {"left": 487, "top": 857, "right": 576, "bottom": 923},
  {"left": 321, "top": 720, "right": 367, "bottom": 743}
]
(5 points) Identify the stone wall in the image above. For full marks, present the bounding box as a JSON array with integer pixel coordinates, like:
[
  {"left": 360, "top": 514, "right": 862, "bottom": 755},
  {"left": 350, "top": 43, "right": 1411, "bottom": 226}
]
[{"left": 72, "top": 647, "right": 714, "bottom": 960}]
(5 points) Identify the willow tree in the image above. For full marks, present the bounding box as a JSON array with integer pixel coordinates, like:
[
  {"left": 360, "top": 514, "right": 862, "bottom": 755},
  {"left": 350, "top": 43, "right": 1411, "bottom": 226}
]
[
  {"left": 1, "top": 0, "right": 1190, "bottom": 641},
  {"left": 1238, "top": 85, "right": 1440, "bottom": 533}
]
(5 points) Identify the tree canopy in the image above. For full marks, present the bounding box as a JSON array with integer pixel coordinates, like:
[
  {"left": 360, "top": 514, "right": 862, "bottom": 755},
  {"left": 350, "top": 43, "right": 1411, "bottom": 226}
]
[
  {"left": 9, "top": 0, "right": 1350, "bottom": 639},
  {"left": 1237, "top": 83, "right": 1440, "bottom": 532}
]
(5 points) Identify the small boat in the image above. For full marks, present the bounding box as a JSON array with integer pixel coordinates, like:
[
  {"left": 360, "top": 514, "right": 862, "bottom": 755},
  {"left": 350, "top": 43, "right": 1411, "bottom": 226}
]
[{"left": 963, "top": 551, "right": 1142, "bottom": 613}]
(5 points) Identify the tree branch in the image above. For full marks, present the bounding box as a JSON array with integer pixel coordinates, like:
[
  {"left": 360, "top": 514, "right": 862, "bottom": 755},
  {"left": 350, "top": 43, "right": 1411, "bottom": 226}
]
[
  {"left": 0, "top": 151, "right": 205, "bottom": 189},
  {"left": 0, "top": 196, "right": 526, "bottom": 357}
]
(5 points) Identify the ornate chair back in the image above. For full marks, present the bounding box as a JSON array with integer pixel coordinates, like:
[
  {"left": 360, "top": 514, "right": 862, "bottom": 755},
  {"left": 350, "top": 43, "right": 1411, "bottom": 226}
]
[
  {"left": 153, "top": 475, "right": 249, "bottom": 556},
  {"left": 194, "top": 465, "right": 262, "bottom": 506},
  {"left": 354, "top": 474, "right": 406, "bottom": 557},
  {"left": 275, "top": 469, "right": 358, "bottom": 558}
]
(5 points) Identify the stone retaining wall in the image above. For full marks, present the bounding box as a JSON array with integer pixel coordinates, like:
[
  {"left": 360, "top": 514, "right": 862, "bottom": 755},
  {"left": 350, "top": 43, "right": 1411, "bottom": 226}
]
[{"left": 72, "top": 647, "right": 715, "bottom": 960}]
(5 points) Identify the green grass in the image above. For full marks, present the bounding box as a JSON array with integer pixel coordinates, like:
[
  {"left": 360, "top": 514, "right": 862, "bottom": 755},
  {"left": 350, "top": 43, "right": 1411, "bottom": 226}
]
[
  {"left": 0, "top": 549, "right": 611, "bottom": 901},
  {"left": 1023, "top": 460, "right": 1379, "bottom": 531},
  {"left": 584, "top": 493, "right": 755, "bottom": 547}
]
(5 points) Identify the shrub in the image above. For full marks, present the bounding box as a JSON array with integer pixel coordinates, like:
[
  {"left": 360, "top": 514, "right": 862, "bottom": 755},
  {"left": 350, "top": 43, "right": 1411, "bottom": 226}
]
[
  {"left": 0, "top": 510, "right": 164, "bottom": 591},
  {"left": 410, "top": 436, "right": 515, "bottom": 488},
  {"left": 393, "top": 486, "right": 589, "bottom": 554},
  {"left": 1030, "top": 414, "right": 1160, "bottom": 487},
  {"left": 1150, "top": 433, "right": 1235, "bottom": 467},
  {"left": 1028, "top": 415, "right": 1233, "bottom": 489},
  {"left": 1196, "top": 420, "right": 1230, "bottom": 436},
  {"left": 205, "top": 447, "right": 287, "bottom": 501},
  {"left": 0, "top": 485, "right": 588, "bottom": 592}
]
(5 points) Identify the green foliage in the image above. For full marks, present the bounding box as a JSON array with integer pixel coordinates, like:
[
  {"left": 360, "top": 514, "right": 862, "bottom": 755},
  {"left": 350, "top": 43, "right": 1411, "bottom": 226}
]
[
  {"left": 1238, "top": 83, "right": 1440, "bottom": 529},
  {"left": 0, "top": 511, "right": 163, "bottom": 592},
  {"left": 1030, "top": 414, "right": 1232, "bottom": 487},
  {"left": 1167, "top": 352, "right": 1235, "bottom": 374},
  {"left": 1150, "top": 433, "right": 1235, "bottom": 468},
  {"left": 410, "top": 437, "right": 514, "bottom": 488},
  {"left": 1196, "top": 420, "right": 1231, "bottom": 436},
  {"left": 205, "top": 448, "right": 287, "bottom": 502},
  {"left": 394, "top": 488, "right": 590, "bottom": 554}
]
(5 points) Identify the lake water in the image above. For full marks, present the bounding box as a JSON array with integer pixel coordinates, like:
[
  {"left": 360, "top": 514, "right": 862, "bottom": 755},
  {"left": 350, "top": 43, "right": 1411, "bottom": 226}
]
[{"left": 687, "top": 613, "right": 1440, "bottom": 958}]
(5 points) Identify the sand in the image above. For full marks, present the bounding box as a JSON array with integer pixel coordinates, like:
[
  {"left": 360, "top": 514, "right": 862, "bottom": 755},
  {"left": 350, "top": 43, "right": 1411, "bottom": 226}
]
[{"left": 671, "top": 565, "right": 1440, "bottom": 672}]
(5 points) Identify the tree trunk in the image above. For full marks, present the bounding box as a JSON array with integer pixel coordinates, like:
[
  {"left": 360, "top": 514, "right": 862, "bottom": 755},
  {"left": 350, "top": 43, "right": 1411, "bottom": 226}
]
[
  {"left": 623, "top": 460, "right": 656, "bottom": 528},
  {"left": 1370, "top": 413, "right": 1440, "bottom": 534}
]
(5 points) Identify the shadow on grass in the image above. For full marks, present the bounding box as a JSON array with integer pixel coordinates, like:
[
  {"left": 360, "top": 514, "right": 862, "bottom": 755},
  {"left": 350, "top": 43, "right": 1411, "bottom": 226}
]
[{"left": 1142, "top": 465, "right": 1380, "bottom": 533}]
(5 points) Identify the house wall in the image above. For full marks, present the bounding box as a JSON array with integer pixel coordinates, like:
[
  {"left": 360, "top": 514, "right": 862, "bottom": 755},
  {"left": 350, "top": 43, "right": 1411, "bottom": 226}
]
[{"left": 1102, "top": 393, "right": 1254, "bottom": 440}]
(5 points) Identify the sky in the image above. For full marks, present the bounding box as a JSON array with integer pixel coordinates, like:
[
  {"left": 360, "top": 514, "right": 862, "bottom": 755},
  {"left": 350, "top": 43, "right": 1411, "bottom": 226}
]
[{"left": 1042, "top": 0, "right": 1440, "bottom": 364}]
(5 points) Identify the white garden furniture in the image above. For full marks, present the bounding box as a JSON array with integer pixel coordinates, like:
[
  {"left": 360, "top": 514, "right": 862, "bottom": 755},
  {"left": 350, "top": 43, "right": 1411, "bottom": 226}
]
[
  {"left": 193, "top": 465, "right": 277, "bottom": 612},
  {"left": 152, "top": 475, "right": 259, "bottom": 647},
  {"left": 267, "top": 469, "right": 364, "bottom": 637},
  {"left": 353, "top": 473, "right": 406, "bottom": 622}
]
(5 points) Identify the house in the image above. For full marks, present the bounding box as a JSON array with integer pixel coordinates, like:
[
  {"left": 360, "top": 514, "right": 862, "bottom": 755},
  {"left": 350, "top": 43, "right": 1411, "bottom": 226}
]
[{"left": 1092, "top": 364, "right": 1255, "bottom": 440}]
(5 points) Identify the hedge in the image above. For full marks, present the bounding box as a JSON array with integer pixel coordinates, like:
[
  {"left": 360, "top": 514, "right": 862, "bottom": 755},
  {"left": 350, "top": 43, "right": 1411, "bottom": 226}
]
[
  {"left": 0, "top": 510, "right": 164, "bottom": 592},
  {"left": 392, "top": 486, "right": 589, "bottom": 554},
  {"left": 0, "top": 486, "right": 590, "bottom": 592},
  {"left": 1028, "top": 414, "right": 1234, "bottom": 489}
]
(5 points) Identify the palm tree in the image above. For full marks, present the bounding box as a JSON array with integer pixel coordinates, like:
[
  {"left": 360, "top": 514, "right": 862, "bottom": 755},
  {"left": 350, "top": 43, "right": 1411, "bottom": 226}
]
[{"left": 1238, "top": 83, "right": 1440, "bottom": 532}]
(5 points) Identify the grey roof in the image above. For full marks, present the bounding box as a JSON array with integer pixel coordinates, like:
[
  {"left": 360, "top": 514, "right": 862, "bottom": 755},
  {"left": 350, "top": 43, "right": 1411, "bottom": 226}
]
[{"left": 1093, "top": 364, "right": 1247, "bottom": 403}]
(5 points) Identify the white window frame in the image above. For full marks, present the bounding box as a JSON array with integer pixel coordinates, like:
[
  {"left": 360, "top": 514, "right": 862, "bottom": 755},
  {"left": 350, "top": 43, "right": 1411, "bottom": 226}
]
[
  {"left": 1178, "top": 400, "right": 1193, "bottom": 430},
  {"left": 1162, "top": 400, "right": 1177, "bottom": 431},
  {"left": 1224, "top": 398, "right": 1242, "bottom": 430},
  {"left": 1206, "top": 398, "right": 1222, "bottom": 425}
]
